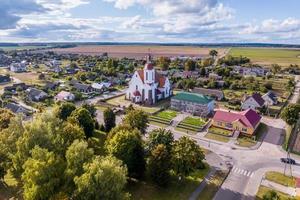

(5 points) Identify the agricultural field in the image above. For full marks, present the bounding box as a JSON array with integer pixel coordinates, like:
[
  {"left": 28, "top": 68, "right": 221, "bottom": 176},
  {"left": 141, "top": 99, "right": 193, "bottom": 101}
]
[
  {"left": 176, "top": 116, "right": 207, "bottom": 134},
  {"left": 50, "top": 45, "right": 228, "bottom": 59},
  {"left": 229, "top": 48, "right": 300, "bottom": 66},
  {"left": 0, "top": 45, "right": 50, "bottom": 51}
]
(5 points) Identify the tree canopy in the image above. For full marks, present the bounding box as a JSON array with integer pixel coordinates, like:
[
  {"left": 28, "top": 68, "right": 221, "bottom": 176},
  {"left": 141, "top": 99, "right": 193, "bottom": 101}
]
[
  {"left": 123, "top": 109, "right": 148, "bottom": 135},
  {"left": 280, "top": 104, "right": 300, "bottom": 125},
  {"left": 69, "top": 108, "right": 95, "bottom": 138},
  {"left": 103, "top": 108, "right": 116, "bottom": 132}
]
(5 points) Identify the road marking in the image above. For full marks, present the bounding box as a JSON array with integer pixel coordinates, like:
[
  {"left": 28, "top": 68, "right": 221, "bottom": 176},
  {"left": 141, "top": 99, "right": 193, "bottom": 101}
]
[{"left": 232, "top": 167, "right": 254, "bottom": 178}]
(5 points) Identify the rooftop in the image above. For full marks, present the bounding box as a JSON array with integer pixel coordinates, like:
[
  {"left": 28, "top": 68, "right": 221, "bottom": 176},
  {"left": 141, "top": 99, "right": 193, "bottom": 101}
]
[{"left": 172, "top": 92, "right": 213, "bottom": 104}]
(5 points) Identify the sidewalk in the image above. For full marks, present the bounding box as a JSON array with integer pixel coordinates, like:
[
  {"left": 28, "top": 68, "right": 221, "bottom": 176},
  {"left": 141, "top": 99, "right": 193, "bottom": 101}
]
[{"left": 261, "top": 179, "right": 296, "bottom": 197}]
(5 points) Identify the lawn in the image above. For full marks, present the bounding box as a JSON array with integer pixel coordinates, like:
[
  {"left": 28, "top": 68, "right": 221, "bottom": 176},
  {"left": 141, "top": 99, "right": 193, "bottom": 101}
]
[
  {"left": 229, "top": 48, "right": 300, "bottom": 66},
  {"left": 256, "top": 186, "right": 295, "bottom": 200},
  {"left": 106, "top": 95, "right": 162, "bottom": 114},
  {"left": 175, "top": 116, "right": 207, "bottom": 134},
  {"left": 265, "top": 171, "right": 296, "bottom": 187},
  {"left": 198, "top": 170, "right": 227, "bottom": 200},
  {"left": 205, "top": 132, "right": 230, "bottom": 143},
  {"left": 182, "top": 116, "right": 206, "bottom": 127},
  {"left": 127, "top": 166, "right": 210, "bottom": 200},
  {"left": 155, "top": 110, "right": 177, "bottom": 120},
  {"left": 236, "top": 123, "right": 267, "bottom": 147},
  {"left": 208, "top": 126, "right": 233, "bottom": 136}
]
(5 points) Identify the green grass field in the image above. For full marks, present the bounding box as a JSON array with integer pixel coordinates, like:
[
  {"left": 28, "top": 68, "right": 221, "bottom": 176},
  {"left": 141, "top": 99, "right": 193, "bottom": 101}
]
[
  {"left": 155, "top": 110, "right": 177, "bottom": 120},
  {"left": 181, "top": 116, "right": 206, "bottom": 127},
  {"left": 265, "top": 171, "right": 296, "bottom": 187},
  {"left": 256, "top": 186, "right": 295, "bottom": 200},
  {"left": 229, "top": 48, "right": 300, "bottom": 66}
]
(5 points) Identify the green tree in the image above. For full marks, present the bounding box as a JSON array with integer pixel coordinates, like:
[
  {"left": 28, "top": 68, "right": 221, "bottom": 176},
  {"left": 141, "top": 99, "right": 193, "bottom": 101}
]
[
  {"left": 171, "top": 136, "right": 205, "bottom": 176},
  {"left": 280, "top": 104, "right": 300, "bottom": 125},
  {"left": 262, "top": 190, "right": 280, "bottom": 200},
  {"left": 0, "top": 108, "right": 15, "bottom": 129},
  {"left": 103, "top": 108, "right": 116, "bottom": 132},
  {"left": 157, "top": 56, "right": 171, "bottom": 71},
  {"left": 22, "top": 146, "right": 65, "bottom": 200},
  {"left": 147, "top": 129, "right": 174, "bottom": 153},
  {"left": 55, "top": 102, "right": 76, "bottom": 120},
  {"left": 148, "top": 144, "right": 171, "bottom": 186},
  {"left": 271, "top": 64, "right": 281, "bottom": 74},
  {"left": 69, "top": 108, "right": 95, "bottom": 138},
  {"left": 74, "top": 156, "right": 128, "bottom": 200},
  {"left": 209, "top": 49, "right": 218, "bottom": 59},
  {"left": 81, "top": 103, "right": 97, "bottom": 118},
  {"left": 65, "top": 140, "right": 94, "bottom": 191},
  {"left": 123, "top": 109, "right": 148, "bottom": 135},
  {"left": 184, "top": 59, "right": 196, "bottom": 71},
  {"left": 105, "top": 129, "right": 145, "bottom": 178},
  {"left": 59, "top": 122, "right": 85, "bottom": 150}
]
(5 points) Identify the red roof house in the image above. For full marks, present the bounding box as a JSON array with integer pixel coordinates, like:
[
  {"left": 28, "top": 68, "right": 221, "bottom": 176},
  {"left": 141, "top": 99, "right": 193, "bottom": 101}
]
[{"left": 212, "top": 109, "right": 262, "bottom": 135}]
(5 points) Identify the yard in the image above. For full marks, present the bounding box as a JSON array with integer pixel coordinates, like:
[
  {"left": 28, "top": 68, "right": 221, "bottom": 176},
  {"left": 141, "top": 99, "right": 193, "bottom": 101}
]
[
  {"left": 256, "top": 186, "right": 295, "bottom": 200},
  {"left": 149, "top": 109, "right": 178, "bottom": 127},
  {"left": 208, "top": 126, "right": 233, "bottom": 136},
  {"left": 106, "top": 95, "right": 165, "bottom": 114},
  {"left": 265, "top": 171, "right": 296, "bottom": 187},
  {"left": 236, "top": 123, "right": 267, "bottom": 147},
  {"left": 205, "top": 132, "right": 230, "bottom": 143},
  {"left": 127, "top": 165, "right": 210, "bottom": 200},
  {"left": 176, "top": 116, "right": 207, "bottom": 134},
  {"left": 229, "top": 48, "right": 300, "bottom": 66}
]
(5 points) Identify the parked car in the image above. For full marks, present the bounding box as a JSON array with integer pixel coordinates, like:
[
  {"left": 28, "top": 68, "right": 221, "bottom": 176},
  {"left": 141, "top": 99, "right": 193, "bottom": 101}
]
[{"left": 280, "top": 158, "right": 296, "bottom": 165}]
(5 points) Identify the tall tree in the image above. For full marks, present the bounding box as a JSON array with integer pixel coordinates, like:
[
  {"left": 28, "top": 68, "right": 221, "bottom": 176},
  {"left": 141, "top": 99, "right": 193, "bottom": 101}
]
[
  {"left": 184, "top": 59, "right": 196, "bottom": 71},
  {"left": 147, "top": 129, "right": 174, "bottom": 153},
  {"left": 22, "top": 147, "right": 65, "bottom": 200},
  {"left": 157, "top": 56, "right": 171, "bottom": 71},
  {"left": 0, "top": 108, "right": 15, "bottom": 129},
  {"left": 69, "top": 108, "right": 95, "bottom": 138},
  {"left": 271, "top": 64, "right": 281, "bottom": 74},
  {"left": 103, "top": 108, "right": 116, "bottom": 132},
  {"left": 55, "top": 102, "right": 76, "bottom": 120},
  {"left": 148, "top": 144, "right": 171, "bottom": 186},
  {"left": 81, "top": 103, "right": 97, "bottom": 118},
  {"left": 105, "top": 129, "right": 145, "bottom": 179},
  {"left": 171, "top": 136, "right": 205, "bottom": 176},
  {"left": 209, "top": 49, "right": 218, "bottom": 59},
  {"left": 280, "top": 104, "right": 300, "bottom": 125},
  {"left": 123, "top": 109, "right": 148, "bottom": 135},
  {"left": 74, "top": 156, "right": 128, "bottom": 200}
]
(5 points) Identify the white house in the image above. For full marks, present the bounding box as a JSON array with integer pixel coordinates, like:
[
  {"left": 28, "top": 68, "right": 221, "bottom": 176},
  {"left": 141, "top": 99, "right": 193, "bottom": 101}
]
[
  {"left": 241, "top": 93, "right": 265, "bottom": 110},
  {"left": 262, "top": 91, "right": 278, "bottom": 106},
  {"left": 10, "top": 61, "right": 27, "bottom": 72},
  {"left": 55, "top": 91, "right": 75, "bottom": 102},
  {"left": 126, "top": 62, "right": 172, "bottom": 105}
]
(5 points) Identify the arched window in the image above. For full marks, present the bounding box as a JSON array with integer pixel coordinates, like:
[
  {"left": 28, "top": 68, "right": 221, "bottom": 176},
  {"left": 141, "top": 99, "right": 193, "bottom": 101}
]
[
  {"left": 136, "top": 85, "right": 138, "bottom": 90},
  {"left": 146, "top": 72, "right": 148, "bottom": 80}
]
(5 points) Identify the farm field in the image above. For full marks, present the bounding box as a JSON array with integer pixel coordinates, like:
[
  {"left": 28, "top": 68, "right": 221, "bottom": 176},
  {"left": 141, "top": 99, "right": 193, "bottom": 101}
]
[
  {"left": 49, "top": 45, "right": 228, "bottom": 59},
  {"left": 0, "top": 45, "right": 50, "bottom": 51},
  {"left": 229, "top": 47, "right": 300, "bottom": 66}
]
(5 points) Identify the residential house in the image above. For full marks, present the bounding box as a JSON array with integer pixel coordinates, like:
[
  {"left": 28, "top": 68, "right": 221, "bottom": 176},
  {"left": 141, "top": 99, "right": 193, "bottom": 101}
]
[
  {"left": 54, "top": 91, "right": 75, "bottom": 102},
  {"left": 126, "top": 60, "right": 172, "bottom": 105},
  {"left": 262, "top": 91, "right": 278, "bottom": 106},
  {"left": 211, "top": 109, "right": 261, "bottom": 135},
  {"left": 4, "top": 83, "right": 28, "bottom": 94},
  {"left": 0, "top": 75, "right": 11, "bottom": 84},
  {"left": 44, "top": 81, "right": 60, "bottom": 91},
  {"left": 5, "top": 102, "right": 30, "bottom": 115},
  {"left": 192, "top": 87, "right": 224, "bottom": 101},
  {"left": 26, "top": 88, "right": 48, "bottom": 102},
  {"left": 10, "top": 61, "right": 27, "bottom": 72},
  {"left": 209, "top": 73, "right": 222, "bottom": 80},
  {"left": 171, "top": 92, "right": 214, "bottom": 117},
  {"left": 241, "top": 93, "right": 265, "bottom": 110},
  {"left": 73, "top": 83, "right": 94, "bottom": 94},
  {"left": 91, "top": 82, "right": 111, "bottom": 93}
]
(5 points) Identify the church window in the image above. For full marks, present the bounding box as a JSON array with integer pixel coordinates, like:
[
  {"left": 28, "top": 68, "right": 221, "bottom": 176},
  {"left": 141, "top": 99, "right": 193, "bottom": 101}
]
[
  {"left": 146, "top": 72, "right": 148, "bottom": 80},
  {"left": 136, "top": 85, "right": 138, "bottom": 90}
]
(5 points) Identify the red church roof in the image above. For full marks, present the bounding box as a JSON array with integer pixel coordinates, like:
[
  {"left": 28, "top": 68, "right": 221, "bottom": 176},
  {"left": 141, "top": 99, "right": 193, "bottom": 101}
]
[{"left": 213, "top": 109, "right": 261, "bottom": 128}]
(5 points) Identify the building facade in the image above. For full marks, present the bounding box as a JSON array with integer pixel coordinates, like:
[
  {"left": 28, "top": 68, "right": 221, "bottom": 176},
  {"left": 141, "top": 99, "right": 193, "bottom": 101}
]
[
  {"left": 126, "top": 62, "right": 171, "bottom": 105},
  {"left": 171, "top": 92, "right": 214, "bottom": 117}
]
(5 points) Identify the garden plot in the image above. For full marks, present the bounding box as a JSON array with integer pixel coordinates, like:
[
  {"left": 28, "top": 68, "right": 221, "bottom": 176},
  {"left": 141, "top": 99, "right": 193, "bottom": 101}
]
[
  {"left": 176, "top": 116, "right": 207, "bottom": 134},
  {"left": 149, "top": 110, "right": 177, "bottom": 126}
]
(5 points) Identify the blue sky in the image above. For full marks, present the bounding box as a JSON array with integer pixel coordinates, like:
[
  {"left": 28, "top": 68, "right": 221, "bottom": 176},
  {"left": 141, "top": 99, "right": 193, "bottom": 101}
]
[{"left": 1, "top": 0, "right": 300, "bottom": 43}]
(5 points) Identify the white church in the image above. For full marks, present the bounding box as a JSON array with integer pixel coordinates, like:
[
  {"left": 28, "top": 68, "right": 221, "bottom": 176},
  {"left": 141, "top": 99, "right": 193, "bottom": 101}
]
[{"left": 126, "top": 58, "right": 172, "bottom": 105}]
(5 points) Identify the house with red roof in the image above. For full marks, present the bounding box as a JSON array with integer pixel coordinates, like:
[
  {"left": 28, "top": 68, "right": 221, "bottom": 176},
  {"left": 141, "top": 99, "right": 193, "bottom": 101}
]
[
  {"left": 241, "top": 93, "right": 265, "bottom": 111},
  {"left": 211, "top": 109, "right": 261, "bottom": 135},
  {"left": 125, "top": 56, "right": 172, "bottom": 105}
]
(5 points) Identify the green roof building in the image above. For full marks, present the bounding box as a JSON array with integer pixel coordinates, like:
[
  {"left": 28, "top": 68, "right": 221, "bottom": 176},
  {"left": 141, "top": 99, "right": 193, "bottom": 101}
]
[{"left": 171, "top": 92, "right": 214, "bottom": 117}]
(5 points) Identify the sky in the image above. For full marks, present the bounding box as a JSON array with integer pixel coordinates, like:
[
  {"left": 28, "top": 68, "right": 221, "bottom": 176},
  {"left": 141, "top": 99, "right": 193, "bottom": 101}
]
[{"left": 1, "top": 0, "right": 300, "bottom": 44}]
